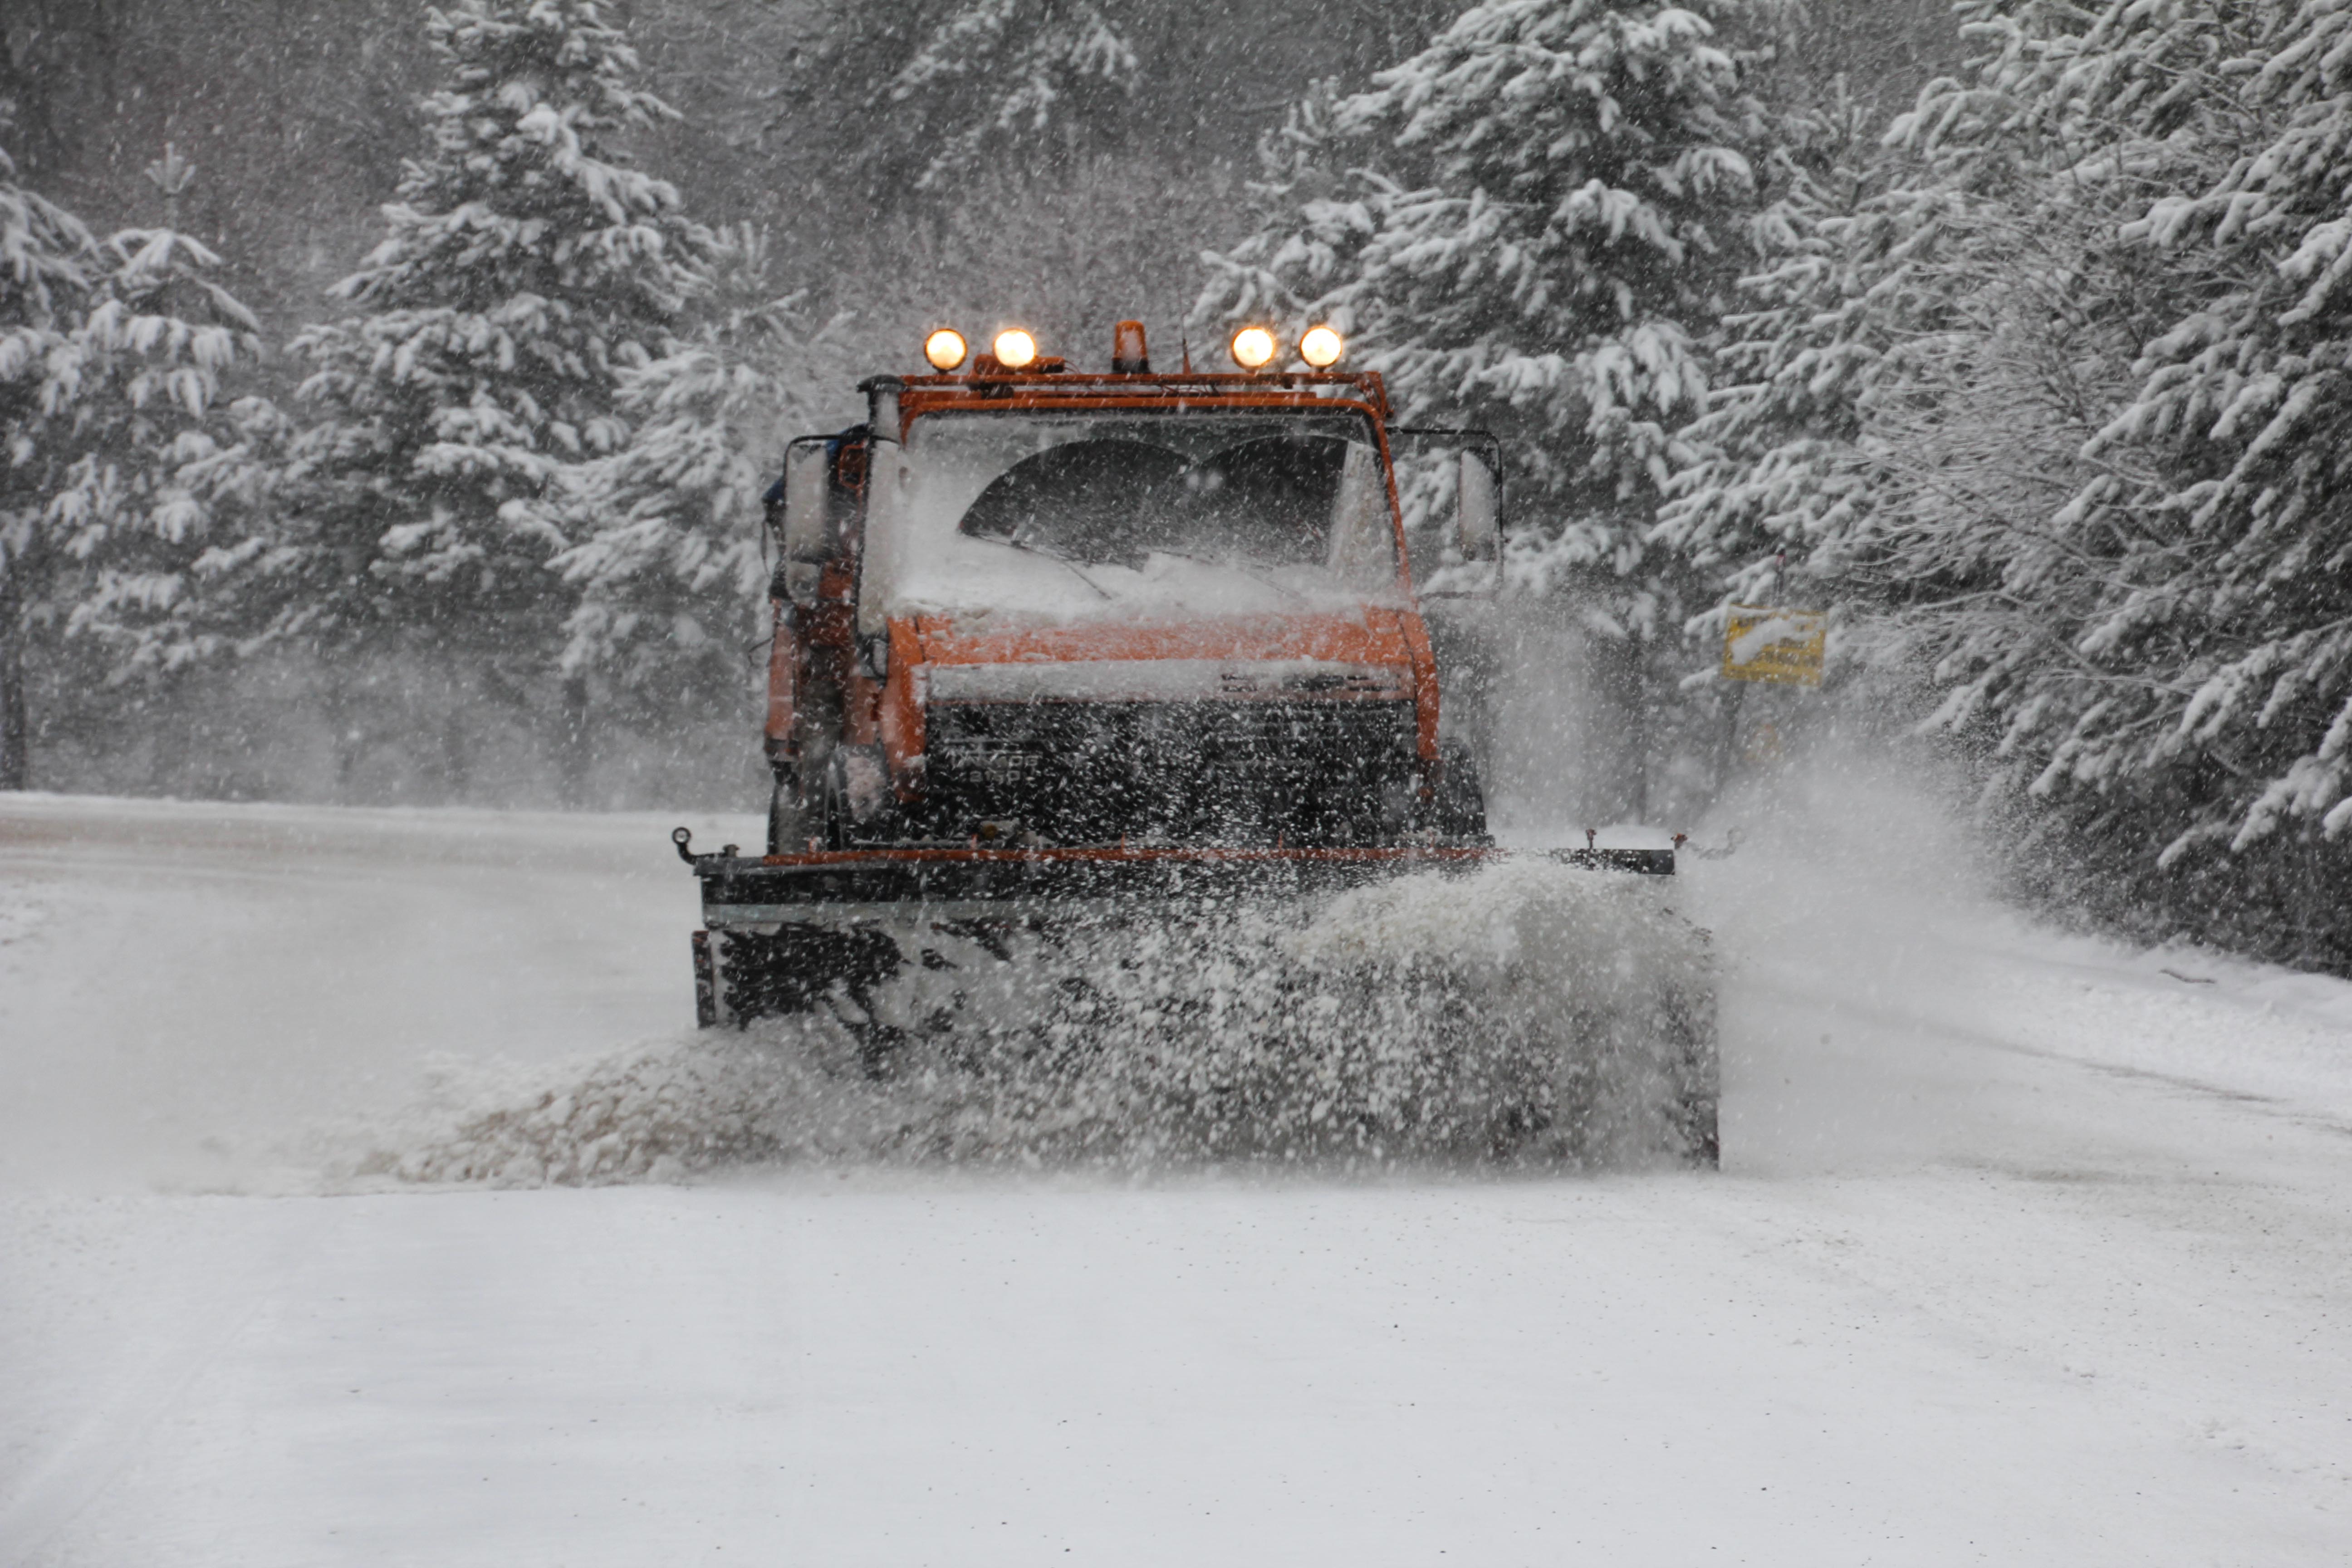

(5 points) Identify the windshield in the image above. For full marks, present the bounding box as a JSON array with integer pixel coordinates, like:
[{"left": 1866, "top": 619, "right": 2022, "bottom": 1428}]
[
  {"left": 954, "top": 418, "right": 1382, "bottom": 571},
  {"left": 861, "top": 410, "right": 1401, "bottom": 631}
]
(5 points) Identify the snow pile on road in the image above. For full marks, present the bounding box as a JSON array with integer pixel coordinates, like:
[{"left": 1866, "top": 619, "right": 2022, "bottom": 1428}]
[
  {"left": 341, "top": 1030, "right": 894, "bottom": 1186},
  {"left": 354, "top": 862, "right": 1715, "bottom": 1186}
]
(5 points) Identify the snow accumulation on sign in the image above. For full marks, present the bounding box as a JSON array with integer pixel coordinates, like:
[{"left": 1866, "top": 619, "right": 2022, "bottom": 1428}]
[{"left": 1722, "top": 606, "right": 1826, "bottom": 687}]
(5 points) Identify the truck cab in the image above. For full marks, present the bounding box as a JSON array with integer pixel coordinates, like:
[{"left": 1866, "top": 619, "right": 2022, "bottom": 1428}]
[{"left": 762, "top": 324, "right": 1498, "bottom": 856}]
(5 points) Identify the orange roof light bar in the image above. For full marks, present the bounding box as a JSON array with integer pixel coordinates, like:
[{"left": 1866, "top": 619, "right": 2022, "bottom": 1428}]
[
  {"left": 893, "top": 369, "right": 1396, "bottom": 425},
  {"left": 1112, "top": 318, "right": 1150, "bottom": 374}
]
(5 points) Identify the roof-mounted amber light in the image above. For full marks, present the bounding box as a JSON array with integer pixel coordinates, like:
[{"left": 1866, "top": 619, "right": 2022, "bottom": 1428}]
[
  {"left": 1112, "top": 319, "right": 1150, "bottom": 374},
  {"left": 924, "top": 328, "right": 968, "bottom": 372},
  {"left": 1230, "top": 326, "right": 1278, "bottom": 371},
  {"left": 1298, "top": 324, "right": 1345, "bottom": 368},
  {"left": 992, "top": 329, "right": 1039, "bottom": 370}
]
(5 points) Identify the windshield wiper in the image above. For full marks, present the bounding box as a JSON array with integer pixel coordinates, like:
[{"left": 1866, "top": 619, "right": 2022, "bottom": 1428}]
[{"left": 995, "top": 531, "right": 1113, "bottom": 599}]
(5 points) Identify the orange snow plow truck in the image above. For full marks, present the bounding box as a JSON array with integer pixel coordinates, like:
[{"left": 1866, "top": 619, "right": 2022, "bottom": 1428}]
[{"left": 670, "top": 320, "right": 1715, "bottom": 1162}]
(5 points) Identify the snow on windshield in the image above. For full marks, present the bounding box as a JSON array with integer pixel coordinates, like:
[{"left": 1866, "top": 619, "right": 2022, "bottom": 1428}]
[{"left": 863, "top": 411, "right": 1402, "bottom": 631}]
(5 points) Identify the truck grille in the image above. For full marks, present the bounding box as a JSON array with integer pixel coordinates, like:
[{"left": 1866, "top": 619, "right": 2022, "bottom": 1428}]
[{"left": 922, "top": 698, "right": 1419, "bottom": 846}]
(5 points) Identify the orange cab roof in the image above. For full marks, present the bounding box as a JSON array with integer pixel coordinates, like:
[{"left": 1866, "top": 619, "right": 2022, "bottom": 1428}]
[{"left": 895, "top": 369, "right": 1391, "bottom": 423}]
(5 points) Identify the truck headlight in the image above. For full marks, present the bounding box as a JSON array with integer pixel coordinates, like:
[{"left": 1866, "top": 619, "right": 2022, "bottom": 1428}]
[
  {"left": 1230, "top": 327, "right": 1278, "bottom": 370},
  {"left": 1298, "top": 325, "right": 1344, "bottom": 367}
]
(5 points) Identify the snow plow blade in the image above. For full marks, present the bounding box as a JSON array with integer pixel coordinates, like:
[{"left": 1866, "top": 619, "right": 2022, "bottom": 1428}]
[{"left": 674, "top": 834, "right": 1718, "bottom": 1167}]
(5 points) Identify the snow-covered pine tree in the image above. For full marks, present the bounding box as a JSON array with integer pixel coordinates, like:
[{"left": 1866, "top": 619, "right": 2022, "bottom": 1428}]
[
  {"left": 2060, "top": 0, "right": 2352, "bottom": 862},
  {"left": 0, "top": 133, "right": 93, "bottom": 787},
  {"left": 274, "top": 0, "right": 721, "bottom": 799},
  {"left": 1652, "top": 86, "right": 1911, "bottom": 633},
  {"left": 556, "top": 226, "right": 845, "bottom": 716},
  {"left": 803, "top": 0, "right": 1140, "bottom": 202},
  {"left": 1198, "top": 0, "right": 1788, "bottom": 816},
  {"left": 1652, "top": 45, "right": 2167, "bottom": 667},
  {"left": 0, "top": 134, "right": 267, "bottom": 790}
]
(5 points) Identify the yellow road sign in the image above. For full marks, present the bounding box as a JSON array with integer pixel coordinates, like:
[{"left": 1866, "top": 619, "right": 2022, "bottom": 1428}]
[{"left": 1722, "top": 606, "right": 1826, "bottom": 686}]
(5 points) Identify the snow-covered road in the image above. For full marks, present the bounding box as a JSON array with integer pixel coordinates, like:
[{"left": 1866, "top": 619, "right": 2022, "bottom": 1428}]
[{"left": 3, "top": 789, "right": 2349, "bottom": 1564}]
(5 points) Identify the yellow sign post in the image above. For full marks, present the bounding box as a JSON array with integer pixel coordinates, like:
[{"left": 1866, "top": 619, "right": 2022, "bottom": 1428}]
[{"left": 1721, "top": 605, "right": 1826, "bottom": 686}]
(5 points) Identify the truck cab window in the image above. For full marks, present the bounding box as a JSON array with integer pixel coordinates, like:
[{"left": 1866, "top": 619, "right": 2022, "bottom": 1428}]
[
  {"left": 957, "top": 431, "right": 1362, "bottom": 573},
  {"left": 922, "top": 411, "right": 1395, "bottom": 583}
]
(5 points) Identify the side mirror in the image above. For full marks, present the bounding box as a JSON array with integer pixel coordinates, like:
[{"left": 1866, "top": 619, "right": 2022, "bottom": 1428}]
[
  {"left": 1457, "top": 451, "right": 1499, "bottom": 563},
  {"left": 777, "top": 438, "right": 833, "bottom": 604}
]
